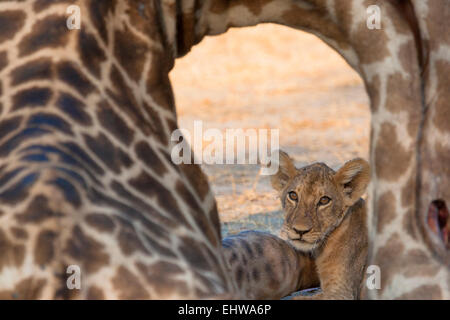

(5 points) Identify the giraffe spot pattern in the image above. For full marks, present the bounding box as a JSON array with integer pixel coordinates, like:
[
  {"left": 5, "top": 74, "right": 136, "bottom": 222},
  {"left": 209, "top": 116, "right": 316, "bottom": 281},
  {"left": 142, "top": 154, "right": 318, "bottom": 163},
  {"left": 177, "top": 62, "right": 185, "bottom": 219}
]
[
  {"left": 34, "top": 229, "right": 57, "bottom": 266},
  {"left": 56, "top": 92, "right": 93, "bottom": 126},
  {"left": 83, "top": 133, "right": 133, "bottom": 174},
  {"left": 78, "top": 30, "right": 106, "bottom": 79},
  {"left": 16, "top": 195, "right": 63, "bottom": 224},
  {"left": 395, "top": 285, "right": 442, "bottom": 299},
  {"left": 96, "top": 101, "right": 135, "bottom": 146},
  {"left": 375, "top": 122, "right": 412, "bottom": 181},
  {"left": 0, "top": 10, "right": 26, "bottom": 44},
  {"left": 85, "top": 213, "right": 116, "bottom": 233},
  {"left": 376, "top": 191, "right": 396, "bottom": 233},
  {"left": 57, "top": 61, "right": 95, "bottom": 96},
  {"left": 12, "top": 87, "right": 52, "bottom": 111},
  {"left": 112, "top": 266, "right": 150, "bottom": 299},
  {"left": 0, "top": 229, "right": 26, "bottom": 272},
  {"left": 65, "top": 225, "right": 110, "bottom": 274},
  {"left": 10, "top": 58, "right": 53, "bottom": 86},
  {"left": 18, "top": 15, "right": 69, "bottom": 57}
]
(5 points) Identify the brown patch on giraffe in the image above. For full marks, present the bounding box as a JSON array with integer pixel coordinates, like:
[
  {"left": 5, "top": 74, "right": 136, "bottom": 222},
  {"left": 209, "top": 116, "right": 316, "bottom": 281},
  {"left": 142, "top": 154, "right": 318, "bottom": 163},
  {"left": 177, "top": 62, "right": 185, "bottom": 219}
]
[
  {"left": 78, "top": 30, "right": 106, "bottom": 79},
  {"left": 12, "top": 87, "right": 52, "bottom": 111},
  {"left": 127, "top": 0, "right": 160, "bottom": 42},
  {"left": 384, "top": 62, "right": 421, "bottom": 138},
  {"left": 282, "top": 5, "right": 349, "bottom": 50},
  {"left": 0, "top": 10, "right": 26, "bottom": 44},
  {"left": 386, "top": 0, "right": 415, "bottom": 35},
  {"left": 135, "top": 141, "right": 168, "bottom": 176},
  {"left": 112, "top": 266, "right": 150, "bottom": 299},
  {"left": 108, "top": 66, "right": 158, "bottom": 136},
  {"left": 432, "top": 60, "right": 450, "bottom": 133},
  {"left": 10, "top": 227, "right": 28, "bottom": 240},
  {"left": 175, "top": 180, "right": 220, "bottom": 247},
  {"left": 0, "top": 230, "right": 26, "bottom": 272},
  {"left": 128, "top": 170, "right": 189, "bottom": 226},
  {"left": 16, "top": 195, "right": 63, "bottom": 224},
  {"left": 376, "top": 191, "right": 397, "bottom": 233},
  {"left": 146, "top": 53, "right": 176, "bottom": 113},
  {"left": 18, "top": 15, "right": 69, "bottom": 57},
  {"left": 334, "top": 0, "right": 353, "bottom": 33},
  {"left": 403, "top": 249, "right": 441, "bottom": 278},
  {"left": 0, "top": 116, "right": 22, "bottom": 140},
  {"left": 403, "top": 208, "right": 418, "bottom": 240},
  {"left": 83, "top": 133, "right": 132, "bottom": 174},
  {"left": 375, "top": 122, "right": 412, "bottom": 181},
  {"left": 109, "top": 180, "right": 179, "bottom": 234},
  {"left": 97, "top": 101, "right": 135, "bottom": 146},
  {"left": 425, "top": 1, "right": 450, "bottom": 50},
  {"left": 179, "top": 163, "right": 211, "bottom": 202},
  {"left": 352, "top": 20, "right": 390, "bottom": 65},
  {"left": 87, "top": 0, "right": 117, "bottom": 43},
  {"left": 57, "top": 61, "right": 95, "bottom": 96},
  {"left": 395, "top": 284, "right": 442, "bottom": 300},
  {"left": 85, "top": 213, "right": 116, "bottom": 233},
  {"left": 118, "top": 227, "right": 149, "bottom": 256},
  {"left": 0, "top": 51, "right": 7, "bottom": 72},
  {"left": 87, "top": 286, "right": 105, "bottom": 300},
  {"left": 374, "top": 233, "right": 405, "bottom": 295},
  {"left": 0, "top": 277, "right": 47, "bottom": 300},
  {"left": 10, "top": 58, "right": 53, "bottom": 86},
  {"left": 114, "top": 25, "right": 149, "bottom": 82},
  {"left": 136, "top": 261, "right": 189, "bottom": 297},
  {"left": 178, "top": 236, "right": 214, "bottom": 271},
  {"left": 57, "top": 92, "right": 93, "bottom": 127},
  {"left": 209, "top": 0, "right": 272, "bottom": 17},
  {"left": 34, "top": 230, "right": 57, "bottom": 266},
  {"left": 142, "top": 232, "right": 176, "bottom": 258},
  {"left": 65, "top": 226, "right": 110, "bottom": 273},
  {"left": 366, "top": 75, "right": 381, "bottom": 113},
  {"left": 209, "top": 204, "right": 221, "bottom": 244},
  {"left": 142, "top": 101, "right": 168, "bottom": 145}
]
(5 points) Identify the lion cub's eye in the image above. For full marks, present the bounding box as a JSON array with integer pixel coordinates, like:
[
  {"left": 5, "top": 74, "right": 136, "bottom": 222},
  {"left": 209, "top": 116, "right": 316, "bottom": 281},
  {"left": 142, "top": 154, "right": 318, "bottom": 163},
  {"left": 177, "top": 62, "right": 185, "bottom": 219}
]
[
  {"left": 288, "top": 191, "right": 298, "bottom": 201},
  {"left": 318, "top": 196, "right": 331, "bottom": 206}
]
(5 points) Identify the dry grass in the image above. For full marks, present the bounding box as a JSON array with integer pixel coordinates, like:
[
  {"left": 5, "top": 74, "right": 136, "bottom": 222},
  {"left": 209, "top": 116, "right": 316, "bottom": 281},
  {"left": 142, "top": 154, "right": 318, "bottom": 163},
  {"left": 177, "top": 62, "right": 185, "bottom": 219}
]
[{"left": 170, "top": 24, "right": 370, "bottom": 225}]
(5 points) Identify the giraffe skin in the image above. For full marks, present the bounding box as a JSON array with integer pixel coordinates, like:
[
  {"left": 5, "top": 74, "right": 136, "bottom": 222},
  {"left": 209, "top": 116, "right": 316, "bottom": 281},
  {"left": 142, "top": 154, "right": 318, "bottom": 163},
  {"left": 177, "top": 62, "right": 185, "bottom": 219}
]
[
  {"left": 0, "top": 0, "right": 448, "bottom": 299},
  {"left": 176, "top": 0, "right": 450, "bottom": 299},
  {"left": 0, "top": 0, "right": 236, "bottom": 299}
]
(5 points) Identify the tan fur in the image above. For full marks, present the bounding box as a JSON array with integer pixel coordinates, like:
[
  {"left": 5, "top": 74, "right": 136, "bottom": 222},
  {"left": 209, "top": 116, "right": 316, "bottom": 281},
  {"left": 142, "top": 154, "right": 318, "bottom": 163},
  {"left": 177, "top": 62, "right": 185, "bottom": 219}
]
[
  {"left": 271, "top": 150, "right": 370, "bottom": 299},
  {"left": 222, "top": 231, "right": 319, "bottom": 299}
]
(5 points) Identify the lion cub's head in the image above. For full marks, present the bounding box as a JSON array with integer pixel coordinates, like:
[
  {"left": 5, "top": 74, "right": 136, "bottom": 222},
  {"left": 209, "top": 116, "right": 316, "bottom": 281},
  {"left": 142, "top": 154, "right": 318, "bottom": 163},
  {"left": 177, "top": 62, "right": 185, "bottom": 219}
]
[{"left": 271, "top": 150, "right": 370, "bottom": 253}]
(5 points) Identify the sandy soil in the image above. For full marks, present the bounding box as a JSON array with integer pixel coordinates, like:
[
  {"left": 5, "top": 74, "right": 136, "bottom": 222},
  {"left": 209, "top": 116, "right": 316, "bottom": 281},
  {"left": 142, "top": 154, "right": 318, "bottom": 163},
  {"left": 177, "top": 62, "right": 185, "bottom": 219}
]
[{"left": 170, "top": 24, "right": 370, "bottom": 235}]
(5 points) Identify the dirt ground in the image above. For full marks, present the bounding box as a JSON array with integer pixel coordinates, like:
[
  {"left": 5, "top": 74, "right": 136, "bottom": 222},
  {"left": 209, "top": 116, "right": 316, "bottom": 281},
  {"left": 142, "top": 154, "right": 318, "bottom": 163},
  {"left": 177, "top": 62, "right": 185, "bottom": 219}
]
[{"left": 169, "top": 24, "right": 370, "bottom": 236}]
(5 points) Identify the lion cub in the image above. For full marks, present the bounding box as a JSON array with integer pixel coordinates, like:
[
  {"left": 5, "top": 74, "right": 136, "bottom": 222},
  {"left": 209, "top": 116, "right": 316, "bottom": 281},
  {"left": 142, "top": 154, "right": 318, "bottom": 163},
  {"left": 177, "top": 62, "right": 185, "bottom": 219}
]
[{"left": 271, "top": 150, "right": 369, "bottom": 300}]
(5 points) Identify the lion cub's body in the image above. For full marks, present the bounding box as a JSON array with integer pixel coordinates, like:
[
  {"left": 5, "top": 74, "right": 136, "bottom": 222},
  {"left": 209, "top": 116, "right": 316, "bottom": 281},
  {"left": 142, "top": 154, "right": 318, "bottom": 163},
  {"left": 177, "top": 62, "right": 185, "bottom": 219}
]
[
  {"left": 272, "top": 151, "right": 370, "bottom": 300},
  {"left": 310, "top": 198, "right": 368, "bottom": 299},
  {"left": 222, "top": 231, "right": 319, "bottom": 299}
]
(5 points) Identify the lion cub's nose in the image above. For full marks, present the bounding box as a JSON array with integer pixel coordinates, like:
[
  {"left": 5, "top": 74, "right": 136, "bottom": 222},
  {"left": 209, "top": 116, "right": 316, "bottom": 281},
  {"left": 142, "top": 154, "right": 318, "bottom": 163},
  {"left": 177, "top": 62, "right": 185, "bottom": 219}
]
[{"left": 292, "top": 226, "right": 312, "bottom": 237}]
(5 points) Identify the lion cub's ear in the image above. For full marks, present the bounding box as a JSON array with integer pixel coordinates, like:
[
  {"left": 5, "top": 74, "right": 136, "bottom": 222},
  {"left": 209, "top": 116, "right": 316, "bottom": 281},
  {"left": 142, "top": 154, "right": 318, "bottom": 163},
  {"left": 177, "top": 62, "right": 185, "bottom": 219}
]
[
  {"left": 270, "top": 150, "right": 297, "bottom": 192},
  {"left": 334, "top": 158, "right": 370, "bottom": 206}
]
